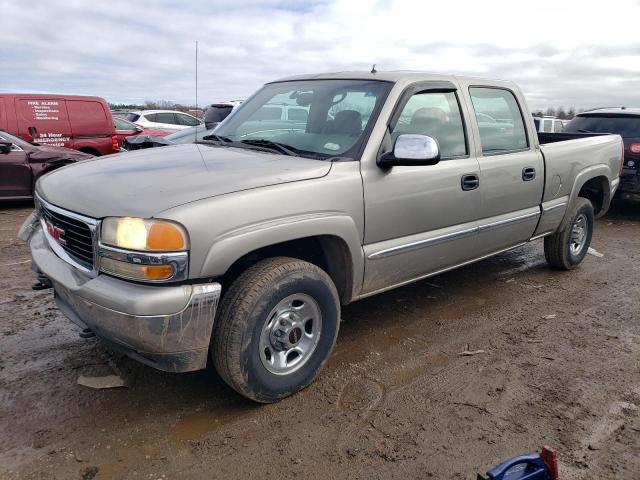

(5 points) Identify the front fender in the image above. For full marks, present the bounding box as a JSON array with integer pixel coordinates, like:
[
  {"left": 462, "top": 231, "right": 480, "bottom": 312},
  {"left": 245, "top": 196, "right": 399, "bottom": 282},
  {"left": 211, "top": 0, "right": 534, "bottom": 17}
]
[{"left": 199, "top": 212, "right": 364, "bottom": 298}]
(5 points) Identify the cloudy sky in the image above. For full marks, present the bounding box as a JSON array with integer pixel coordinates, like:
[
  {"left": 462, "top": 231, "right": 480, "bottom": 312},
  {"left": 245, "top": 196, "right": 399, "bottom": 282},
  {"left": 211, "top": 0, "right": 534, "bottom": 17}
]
[{"left": 2, "top": 0, "right": 640, "bottom": 110}]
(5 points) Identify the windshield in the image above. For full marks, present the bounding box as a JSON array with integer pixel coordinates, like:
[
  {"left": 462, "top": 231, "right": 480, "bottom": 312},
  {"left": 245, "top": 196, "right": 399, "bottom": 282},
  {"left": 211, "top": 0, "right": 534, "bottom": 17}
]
[
  {"left": 0, "top": 131, "right": 32, "bottom": 149},
  {"left": 565, "top": 115, "right": 640, "bottom": 137},
  {"left": 213, "top": 79, "right": 392, "bottom": 159}
]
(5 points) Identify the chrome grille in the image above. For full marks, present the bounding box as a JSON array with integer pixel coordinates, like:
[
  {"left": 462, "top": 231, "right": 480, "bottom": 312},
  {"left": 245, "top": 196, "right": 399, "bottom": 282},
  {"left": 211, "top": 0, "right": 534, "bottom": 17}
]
[{"left": 38, "top": 200, "right": 96, "bottom": 271}]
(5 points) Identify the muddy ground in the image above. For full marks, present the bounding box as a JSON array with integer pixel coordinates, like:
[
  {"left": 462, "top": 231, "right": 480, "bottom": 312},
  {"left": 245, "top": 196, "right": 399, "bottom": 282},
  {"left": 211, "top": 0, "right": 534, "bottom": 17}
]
[{"left": 0, "top": 201, "right": 638, "bottom": 480}]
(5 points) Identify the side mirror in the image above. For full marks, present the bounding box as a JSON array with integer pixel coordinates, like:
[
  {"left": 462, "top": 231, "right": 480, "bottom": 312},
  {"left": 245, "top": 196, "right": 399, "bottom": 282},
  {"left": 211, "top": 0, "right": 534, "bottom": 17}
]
[
  {"left": 135, "top": 126, "right": 144, "bottom": 133},
  {"left": 0, "top": 140, "right": 12, "bottom": 154},
  {"left": 378, "top": 134, "right": 440, "bottom": 168}
]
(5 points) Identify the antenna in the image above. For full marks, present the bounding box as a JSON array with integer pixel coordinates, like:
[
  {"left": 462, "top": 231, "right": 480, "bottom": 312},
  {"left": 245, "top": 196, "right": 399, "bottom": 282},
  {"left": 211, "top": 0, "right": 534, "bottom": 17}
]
[
  {"left": 195, "top": 40, "right": 199, "bottom": 135},
  {"left": 371, "top": 64, "right": 377, "bottom": 74}
]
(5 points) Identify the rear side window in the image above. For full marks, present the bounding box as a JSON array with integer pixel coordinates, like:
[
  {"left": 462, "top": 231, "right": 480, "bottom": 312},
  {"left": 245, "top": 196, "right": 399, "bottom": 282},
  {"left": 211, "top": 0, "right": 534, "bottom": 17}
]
[
  {"left": 564, "top": 115, "right": 640, "bottom": 137},
  {"left": 176, "top": 113, "right": 200, "bottom": 126},
  {"left": 154, "top": 112, "right": 178, "bottom": 124},
  {"left": 469, "top": 87, "right": 528, "bottom": 154},
  {"left": 391, "top": 91, "right": 467, "bottom": 158}
]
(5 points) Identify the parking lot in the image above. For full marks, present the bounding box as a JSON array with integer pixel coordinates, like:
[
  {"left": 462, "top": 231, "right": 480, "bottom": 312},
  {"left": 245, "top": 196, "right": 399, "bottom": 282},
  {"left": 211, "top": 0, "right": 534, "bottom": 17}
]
[{"left": 0, "top": 200, "right": 637, "bottom": 479}]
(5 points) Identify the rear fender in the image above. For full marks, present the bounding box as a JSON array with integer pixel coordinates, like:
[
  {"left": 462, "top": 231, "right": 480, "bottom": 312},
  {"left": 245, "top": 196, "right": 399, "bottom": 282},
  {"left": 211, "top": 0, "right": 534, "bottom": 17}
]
[{"left": 561, "top": 164, "right": 612, "bottom": 227}]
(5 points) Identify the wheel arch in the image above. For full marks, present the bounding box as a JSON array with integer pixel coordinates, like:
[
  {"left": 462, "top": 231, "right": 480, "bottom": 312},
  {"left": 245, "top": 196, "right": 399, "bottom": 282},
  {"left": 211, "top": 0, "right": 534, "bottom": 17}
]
[
  {"left": 577, "top": 175, "right": 610, "bottom": 218},
  {"left": 199, "top": 214, "right": 364, "bottom": 305},
  {"left": 564, "top": 165, "right": 612, "bottom": 224}
]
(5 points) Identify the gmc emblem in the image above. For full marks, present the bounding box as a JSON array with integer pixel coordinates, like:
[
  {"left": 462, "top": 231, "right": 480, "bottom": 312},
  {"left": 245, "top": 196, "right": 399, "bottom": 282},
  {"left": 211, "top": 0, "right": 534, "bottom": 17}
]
[{"left": 45, "top": 220, "right": 66, "bottom": 246}]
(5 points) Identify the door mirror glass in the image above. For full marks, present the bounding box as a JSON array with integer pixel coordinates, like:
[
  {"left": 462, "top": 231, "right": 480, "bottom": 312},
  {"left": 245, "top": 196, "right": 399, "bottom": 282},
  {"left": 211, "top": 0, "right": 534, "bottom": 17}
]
[
  {"left": 379, "top": 134, "right": 440, "bottom": 167},
  {"left": 0, "top": 140, "right": 12, "bottom": 154}
]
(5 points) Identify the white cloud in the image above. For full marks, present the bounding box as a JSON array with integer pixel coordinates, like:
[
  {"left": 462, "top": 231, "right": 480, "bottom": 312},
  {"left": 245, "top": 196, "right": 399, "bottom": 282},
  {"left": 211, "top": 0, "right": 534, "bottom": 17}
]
[{"left": 1, "top": 0, "right": 640, "bottom": 109}]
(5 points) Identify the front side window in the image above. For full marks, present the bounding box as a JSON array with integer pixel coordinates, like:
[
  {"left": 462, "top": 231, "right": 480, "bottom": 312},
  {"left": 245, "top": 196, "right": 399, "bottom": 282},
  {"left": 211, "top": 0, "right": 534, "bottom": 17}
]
[
  {"left": 553, "top": 120, "right": 564, "bottom": 132},
  {"left": 114, "top": 117, "right": 136, "bottom": 132},
  {"left": 469, "top": 87, "right": 528, "bottom": 154},
  {"left": 390, "top": 91, "right": 467, "bottom": 158},
  {"left": 213, "top": 79, "right": 392, "bottom": 159}
]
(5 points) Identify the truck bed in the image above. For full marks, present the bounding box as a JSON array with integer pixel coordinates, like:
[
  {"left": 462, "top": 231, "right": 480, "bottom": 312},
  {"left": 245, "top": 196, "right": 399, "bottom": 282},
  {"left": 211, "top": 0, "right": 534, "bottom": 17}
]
[{"left": 538, "top": 133, "right": 622, "bottom": 204}]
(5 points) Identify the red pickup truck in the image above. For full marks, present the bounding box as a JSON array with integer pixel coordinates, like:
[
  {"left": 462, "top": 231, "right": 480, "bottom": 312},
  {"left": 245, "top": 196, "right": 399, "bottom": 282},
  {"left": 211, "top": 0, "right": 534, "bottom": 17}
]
[{"left": 0, "top": 94, "right": 119, "bottom": 156}]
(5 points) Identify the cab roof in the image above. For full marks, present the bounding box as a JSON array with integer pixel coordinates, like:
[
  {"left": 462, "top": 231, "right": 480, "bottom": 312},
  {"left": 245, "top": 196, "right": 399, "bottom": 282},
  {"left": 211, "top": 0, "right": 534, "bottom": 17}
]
[{"left": 271, "top": 70, "right": 516, "bottom": 88}]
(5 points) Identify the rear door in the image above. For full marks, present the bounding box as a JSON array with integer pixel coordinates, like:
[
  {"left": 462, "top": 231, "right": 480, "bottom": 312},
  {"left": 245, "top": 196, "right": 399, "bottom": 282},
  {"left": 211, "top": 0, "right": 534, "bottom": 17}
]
[
  {"left": 67, "top": 99, "right": 113, "bottom": 148},
  {"left": 0, "top": 133, "right": 31, "bottom": 198},
  {"left": 15, "top": 97, "right": 73, "bottom": 147},
  {"left": 465, "top": 85, "right": 544, "bottom": 255}
]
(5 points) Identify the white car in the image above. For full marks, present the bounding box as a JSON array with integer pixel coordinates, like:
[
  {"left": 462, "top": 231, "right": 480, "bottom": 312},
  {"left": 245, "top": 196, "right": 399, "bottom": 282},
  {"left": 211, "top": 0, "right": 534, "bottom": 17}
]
[
  {"left": 533, "top": 116, "right": 564, "bottom": 133},
  {"left": 125, "top": 110, "right": 203, "bottom": 133}
]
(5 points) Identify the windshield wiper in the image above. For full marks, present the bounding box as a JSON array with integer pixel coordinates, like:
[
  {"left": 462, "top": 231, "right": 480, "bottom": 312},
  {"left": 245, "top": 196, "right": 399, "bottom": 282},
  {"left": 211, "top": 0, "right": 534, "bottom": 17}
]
[
  {"left": 239, "top": 139, "right": 299, "bottom": 157},
  {"left": 200, "top": 133, "right": 232, "bottom": 143}
]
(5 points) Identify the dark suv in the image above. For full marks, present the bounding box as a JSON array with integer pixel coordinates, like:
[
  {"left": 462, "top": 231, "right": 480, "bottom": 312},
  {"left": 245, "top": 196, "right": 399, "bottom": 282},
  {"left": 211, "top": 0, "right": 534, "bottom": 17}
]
[{"left": 564, "top": 108, "right": 640, "bottom": 201}]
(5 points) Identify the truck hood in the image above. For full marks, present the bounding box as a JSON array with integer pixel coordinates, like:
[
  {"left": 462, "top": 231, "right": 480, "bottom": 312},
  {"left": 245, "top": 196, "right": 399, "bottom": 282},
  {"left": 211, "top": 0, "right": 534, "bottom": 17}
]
[{"left": 37, "top": 144, "right": 332, "bottom": 218}]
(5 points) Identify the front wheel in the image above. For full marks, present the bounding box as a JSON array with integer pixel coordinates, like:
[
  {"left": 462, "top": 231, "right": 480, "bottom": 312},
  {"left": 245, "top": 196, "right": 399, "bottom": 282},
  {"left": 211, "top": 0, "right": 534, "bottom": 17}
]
[
  {"left": 544, "top": 197, "right": 594, "bottom": 270},
  {"left": 211, "top": 257, "right": 340, "bottom": 403}
]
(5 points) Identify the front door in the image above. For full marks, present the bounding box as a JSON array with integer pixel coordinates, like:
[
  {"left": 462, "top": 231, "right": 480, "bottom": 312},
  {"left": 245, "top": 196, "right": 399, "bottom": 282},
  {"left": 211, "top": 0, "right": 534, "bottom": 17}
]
[
  {"left": 466, "top": 86, "right": 544, "bottom": 255},
  {"left": 0, "top": 135, "right": 31, "bottom": 199},
  {"left": 361, "top": 84, "right": 481, "bottom": 295}
]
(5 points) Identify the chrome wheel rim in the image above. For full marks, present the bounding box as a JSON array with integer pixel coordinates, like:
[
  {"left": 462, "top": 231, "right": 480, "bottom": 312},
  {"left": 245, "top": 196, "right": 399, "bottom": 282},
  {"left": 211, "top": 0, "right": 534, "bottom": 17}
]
[
  {"left": 569, "top": 213, "right": 588, "bottom": 256},
  {"left": 259, "top": 293, "right": 322, "bottom": 375}
]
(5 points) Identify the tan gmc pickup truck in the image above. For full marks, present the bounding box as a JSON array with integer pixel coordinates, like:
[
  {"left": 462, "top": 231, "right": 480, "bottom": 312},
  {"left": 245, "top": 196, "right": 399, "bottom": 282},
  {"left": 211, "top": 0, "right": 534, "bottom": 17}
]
[{"left": 19, "top": 72, "right": 622, "bottom": 402}]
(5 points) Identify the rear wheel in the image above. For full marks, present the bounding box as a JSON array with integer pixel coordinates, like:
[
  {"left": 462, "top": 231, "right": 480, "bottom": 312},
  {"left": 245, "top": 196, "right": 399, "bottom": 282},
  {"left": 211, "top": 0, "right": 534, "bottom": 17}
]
[
  {"left": 544, "top": 197, "right": 594, "bottom": 270},
  {"left": 211, "top": 257, "right": 340, "bottom": 403}
]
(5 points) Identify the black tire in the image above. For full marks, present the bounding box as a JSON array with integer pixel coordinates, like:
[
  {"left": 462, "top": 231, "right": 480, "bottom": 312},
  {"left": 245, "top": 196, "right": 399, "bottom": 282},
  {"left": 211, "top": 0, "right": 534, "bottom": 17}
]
[
  {"left": 544, "top": 197, "right": 594, "bottom": 270},
  {"left": 211, "top": 257, "right": 340, "bottom": 403}
]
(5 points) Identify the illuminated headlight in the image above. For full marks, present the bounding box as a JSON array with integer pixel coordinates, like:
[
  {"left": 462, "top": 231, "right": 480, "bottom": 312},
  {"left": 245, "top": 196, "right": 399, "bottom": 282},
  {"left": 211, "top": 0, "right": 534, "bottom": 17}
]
[{"left": 99, "top": 217, "right": 189, "bottom": 282}]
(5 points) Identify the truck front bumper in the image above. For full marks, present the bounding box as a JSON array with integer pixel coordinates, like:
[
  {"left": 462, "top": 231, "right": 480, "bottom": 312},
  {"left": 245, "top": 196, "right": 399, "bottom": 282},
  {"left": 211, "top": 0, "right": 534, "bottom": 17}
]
[{"left": 29, "top": 227, "right": 221, "bottom": 373}]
